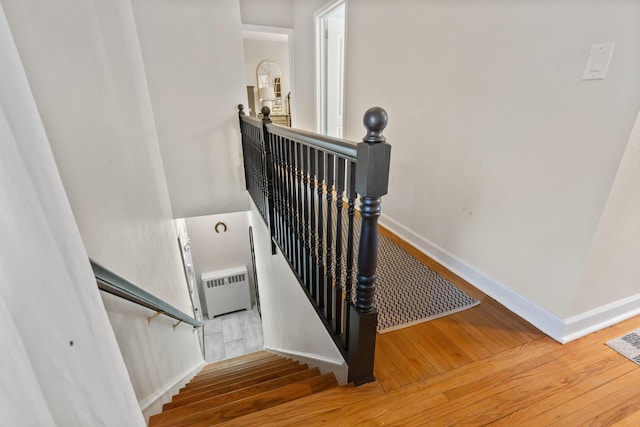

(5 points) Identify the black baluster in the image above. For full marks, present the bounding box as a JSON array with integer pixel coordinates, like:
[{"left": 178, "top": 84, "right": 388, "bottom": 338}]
[
  {"left": 345, "top": 161, "right": 357, "bottom": 305},
  {"left": 262, "top": 133, "right": 269, "bottom": 219},
  {"left": 287, "top": 138, "right": 296, "bottom": 271},
  {"left": 343, "top": 161, "right": 357, "bottom": 344},
  {"left": 281, "top": 138, "right": 291, "bottom": 262},
  {"left": 277, "top": 135, "right": 286, "bottom": 249},
  {"left": 316, "top": 152, "right": 325, "bottom": 308},
  {"left": 308, "top": 148, "right": 318, "bottom": 300},
  {"left": 261, "top": 107, "right": 277, "bottom": 254},
  {"left": 261, "top": 131, "right": 268, "bottom": 220},
  {"left": 301, "top": 144, "right": 311, "bottom": 292},
  {"left": 334, "top": 157, "right": 346, "bottom": 334},
  {"left": 325, "top": 153, "right": 335, "bottom": 321},
  {"left": 287, "top": 139, "right": 295, "bottom": 268},
  {"left": 271, "top": 133, "right": 281, "bottom": 247},
  {"left": 295, "top": 141, "right": 304, "bottom": 278}
]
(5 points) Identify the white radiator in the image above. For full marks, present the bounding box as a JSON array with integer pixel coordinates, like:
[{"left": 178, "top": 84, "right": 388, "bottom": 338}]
[{"left": 201, "top": 266, "right": 251, "bottom": 319}]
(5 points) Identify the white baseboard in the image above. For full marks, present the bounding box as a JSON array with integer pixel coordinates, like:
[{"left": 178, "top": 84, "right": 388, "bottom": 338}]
[
  {"left": 378, "top": 215, "right": 640, "bottom": 344},
  {"left": 139, "top": 360, "right": 205, "bottom": 423},
  {"left": 264, "top": 346, "right": 348, "bottom": 385},
  {"left": 562, "top": 294, "right": 640, "bottom": 343}
]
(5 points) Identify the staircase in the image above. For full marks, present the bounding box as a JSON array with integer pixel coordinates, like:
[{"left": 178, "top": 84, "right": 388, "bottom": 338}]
[{"left": 149, "top": 351, "right": 339, "bottom": 426}]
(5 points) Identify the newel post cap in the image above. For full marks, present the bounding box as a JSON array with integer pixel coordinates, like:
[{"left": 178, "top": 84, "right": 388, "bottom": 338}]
[
  {"left": 238, "top": 104, "right": 245, "bottom": 115},
  {"left": 362, "top": 107, "right": 388, "bottom": 143},
  {"left": 261, "top": 106, "right": 271, "bottom": 122},
  {"left": 356, "top": 107, "right": 391, "bottom": 197}
]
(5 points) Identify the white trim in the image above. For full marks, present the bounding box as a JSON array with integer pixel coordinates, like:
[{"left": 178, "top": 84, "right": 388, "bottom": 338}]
[
  {"left": 314, "top": 0, "right": 346, "bottom": 135},
  {"left": 242, "top": 30, "right": 288, "bottom": 42},
  {"left": 313, "top": 7, "right": 324, "bottom": 133},
  {"left": 379, "top": 214, "right": 640, "bottom": 344},
  {"left": 265, "top": 346, "right": 348, "bottom": 385},
  {"left": 378, "top": 215, "right": 570, "bottom": 342},
  {"left": 241, "top": 24, "right": 297, "bottom": 126},
  {"left": 562, "top": 294, "right": 640, "bottom": 343},
  {"left": 138, "top": 360, "right": 205, "bottom": 412}
]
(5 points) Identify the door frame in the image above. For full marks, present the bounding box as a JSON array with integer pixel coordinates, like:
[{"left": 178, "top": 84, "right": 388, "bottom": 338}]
[
  {"left": 177, "top": 236, "right": 205, "bottom": 356},
  {"left": 314, "top": 0, "right": 346, "bottom": 136}
]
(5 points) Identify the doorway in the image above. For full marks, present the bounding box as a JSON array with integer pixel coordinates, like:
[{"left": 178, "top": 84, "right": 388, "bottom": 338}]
[
  {"left": 242, "top": 24, "right": 295, "bottom": 126},
  {"left": 316, "top": 1, "right": 345, "bottom": 137},
  {"left": 177, "top": 234, "right": 205, "bottom": 356},
  {"left": 181, "top": 213, "right": 265, "bottom": 362}
]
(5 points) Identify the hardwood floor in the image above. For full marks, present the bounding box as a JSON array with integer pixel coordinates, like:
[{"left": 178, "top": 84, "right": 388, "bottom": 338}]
[
  {"left": 376, "top": 300, "right": 640, "bottom": 424},
  {"left": 218, "top": 226, "right": 640, "bottom": 425},
  {"left": 217, "top": 299, "right": 640, "bottom": 425}
]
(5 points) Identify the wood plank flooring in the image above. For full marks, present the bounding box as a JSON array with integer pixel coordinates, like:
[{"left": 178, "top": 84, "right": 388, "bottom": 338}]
[{"left": 217, "top": 226, "right": 640, "bottom": 425}]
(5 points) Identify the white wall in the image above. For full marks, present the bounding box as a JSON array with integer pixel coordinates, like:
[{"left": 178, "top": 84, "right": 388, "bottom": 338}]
[
  {"left": 243, "top": 38, "right": 291, "bottom": 116},
  {"left": 248, "top": 201, "right": 347, "bottom": 382},
  {"left": 239, "top": 0, "right": 294, "bottom": 28},
  {"left": 343, "top": 0, "right": 640, "bottom": 334},
  {"left": 102, "top": 293, "right": 204, "bottom": 422},
  {"left": 0, "top": 4, "right": 144, "bottom": 424},
  {"left": 185, "top": 212, "right": 255, "bottom": 318},
  {"left": 570, "top": 109, "right": 640, "bottom": 316},
  {"left": 2, "top": 0, "right": 204, "bottom": 419},
  {"left": 131, "top": 0, "right": 249, "bottom": 219}
]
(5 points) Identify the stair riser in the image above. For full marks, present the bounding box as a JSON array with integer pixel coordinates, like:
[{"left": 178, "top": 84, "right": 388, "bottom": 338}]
[
  {"left": 198, "top": 351, "right": 273, "bottom": 373},
  {"left": 183, "top": 358, "right": 294, "bottom": 389},
  {"left": 197, "top": 354, "right": 282, "bottom": 376},
  {"left": 151, "top": 368, "right": 323, "bottom": 426},
  {"left": 179, "top": 361, "right": 301, "bottom": 394},
  {"left": 151, "top": 373, "right": 338, "bottom": 427}
]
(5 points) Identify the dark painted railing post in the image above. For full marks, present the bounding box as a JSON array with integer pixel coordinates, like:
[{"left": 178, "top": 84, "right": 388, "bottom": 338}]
[
  {"left": 347, "top": 107, "right": 391, "bottom": 385},
  {"left": 238, "top": 104, "right": 249, "bottom": 191},
  {"left": 261, "top": 106, "right": 277, "bottom": 255}
]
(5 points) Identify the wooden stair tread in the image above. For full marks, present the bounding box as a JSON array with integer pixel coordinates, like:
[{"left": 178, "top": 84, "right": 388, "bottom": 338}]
[
  {"left": 166, "top": 364, "right": 309, "bottom": 410},
  {"left": 199, "top": 351, "right": 273, "bottom": 373},
  {"left": 198, "top": 353, "right": 282, "bottom": 376},
  {"left": 152, "top": 373, "right": 338, "bottom": 427},
  {"left": 165, "top": 363, "right": 309, "bottom": 410},
  {"left": 172, "top": 361, "right": 303, "bottom": 401},
  {"left": 182, "top": 358, "right": 295, "bottom": 390},
  {"left": 150, "top": 368, "right": 323, "bottom": 426}
]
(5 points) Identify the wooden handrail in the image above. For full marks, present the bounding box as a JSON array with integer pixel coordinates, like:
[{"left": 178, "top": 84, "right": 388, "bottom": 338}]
[{"left": 238, "top": 104, "right": 391, "bottom": 385}]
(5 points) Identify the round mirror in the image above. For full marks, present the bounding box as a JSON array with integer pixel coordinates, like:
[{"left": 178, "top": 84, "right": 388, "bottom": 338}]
[{"left": 256, "top": 60, "right": 282, "bottom": 112}]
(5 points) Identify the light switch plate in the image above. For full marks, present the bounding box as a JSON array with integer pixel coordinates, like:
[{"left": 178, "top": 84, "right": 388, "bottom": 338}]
[{"left": 583, "top": 42, "right": 615, "bottom": 80}]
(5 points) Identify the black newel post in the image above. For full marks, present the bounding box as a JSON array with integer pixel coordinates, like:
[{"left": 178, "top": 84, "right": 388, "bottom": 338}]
[
  {"left": 261, "top": 106, "right": 277, "bottom": 255},
  {"left": 347, "top": 107, "right": 391, "bottom": 385}
]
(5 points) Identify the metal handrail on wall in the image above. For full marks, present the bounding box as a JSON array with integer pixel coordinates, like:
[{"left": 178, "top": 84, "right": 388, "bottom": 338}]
[
  {"left": 91, "top": 259, "right": 202, "bottom": 328},
  {"left": 238, "top": 104, "right": 391, "bottom": 385}
]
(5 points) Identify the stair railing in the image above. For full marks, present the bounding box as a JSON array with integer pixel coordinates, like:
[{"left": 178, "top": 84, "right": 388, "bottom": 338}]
[
  {"left": 238, "top": 105, "right": 391, "bottom": 385},
  {"left": 91, "top": 259, "right": 202, "bottom": 329}
]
